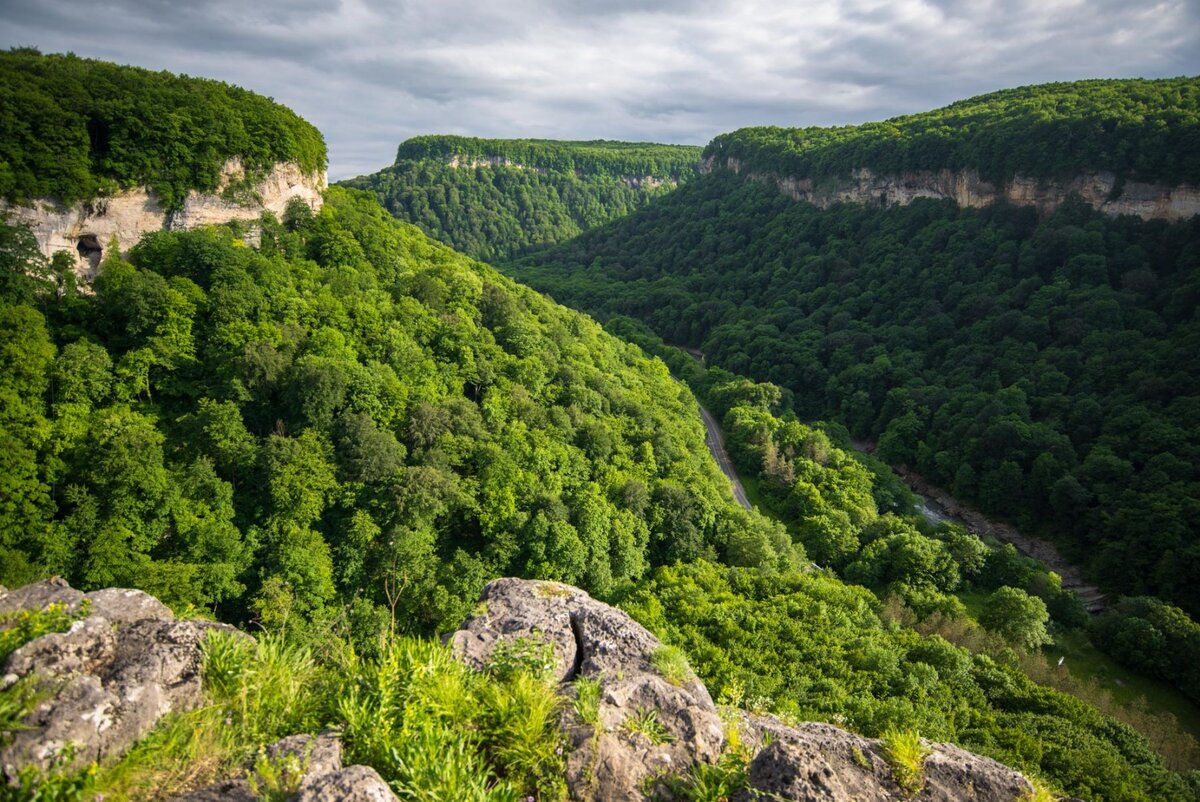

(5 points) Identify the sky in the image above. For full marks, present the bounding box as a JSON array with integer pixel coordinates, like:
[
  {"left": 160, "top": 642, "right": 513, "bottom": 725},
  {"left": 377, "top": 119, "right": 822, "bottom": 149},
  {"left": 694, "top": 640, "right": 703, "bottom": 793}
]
[{"left": 2, "top": 0, "right": 1198, "bottom": 180}]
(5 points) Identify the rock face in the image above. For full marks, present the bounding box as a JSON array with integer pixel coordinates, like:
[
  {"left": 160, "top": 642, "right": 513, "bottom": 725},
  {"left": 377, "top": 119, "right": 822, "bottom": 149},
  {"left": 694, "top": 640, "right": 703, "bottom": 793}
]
[
  {"left": 177, "top": 731, "right": 398, "bottom": 802},
  {"left": 0, "top": 578, "right": 236, "bottom": 779},
  {"left": 1, "top": 576, "right": 1042, "bottom": 802},
  {"left": 451, "top": 578, "right": 725, "bottom": 801},
  {"left": 294, "top": 765, "right": 397, "bottom": 802},
  {"left": 702, "top": 156, "right": 1200, "bottom": 221},
  {"left": 452, "top": 578, "right": 1037, "bottom": 802},
  {"left": 0, "top": 159, "right": 326, "bottom": 281},
  {"left": 734, "top": 716, "right": 1032, "bottom": 802}
]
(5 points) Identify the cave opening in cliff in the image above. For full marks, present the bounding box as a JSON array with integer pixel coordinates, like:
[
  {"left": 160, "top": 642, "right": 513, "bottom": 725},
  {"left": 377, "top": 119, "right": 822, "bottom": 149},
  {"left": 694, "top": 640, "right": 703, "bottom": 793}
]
[{"left": 76, "top": 235, "right": 102, "bottom": 272}]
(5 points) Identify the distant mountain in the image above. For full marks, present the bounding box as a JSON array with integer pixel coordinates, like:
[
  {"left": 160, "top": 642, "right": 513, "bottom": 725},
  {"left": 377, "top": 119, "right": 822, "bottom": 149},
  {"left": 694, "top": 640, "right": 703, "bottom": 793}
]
[
  {"left": 705, "top": 77, "right": 1200, "bottom": 188},
  {"left": 339, "top": 135, "right": 701, "bottom": 261},
  {"left": 508, "top": 78, "right": 1200, "bottom": 622}
]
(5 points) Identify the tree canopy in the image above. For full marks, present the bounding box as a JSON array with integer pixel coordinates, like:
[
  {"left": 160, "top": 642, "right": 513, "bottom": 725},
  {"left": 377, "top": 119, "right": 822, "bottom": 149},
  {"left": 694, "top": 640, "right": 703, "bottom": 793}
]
[
  {"left": 339, "top": 137, "right": 701, "bottom": 261},
  {"left": 0, "top": 49, "right": 326, "bottom": 209},
  {"left": 510, "top": 171, "right": 1200, "bottom": 622},
  {"left": 704, "top": 77, "right": 1200, "bottom": 186}
]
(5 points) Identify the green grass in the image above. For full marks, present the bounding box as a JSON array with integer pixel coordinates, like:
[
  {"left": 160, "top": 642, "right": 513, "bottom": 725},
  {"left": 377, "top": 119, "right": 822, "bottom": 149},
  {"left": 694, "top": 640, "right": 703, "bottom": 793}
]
[
  {"left": 573, "top": 676, "right": 602, "bottom": 726},
  {"left": 651, "top": 645, "right": 695, "bottom": 686},
  {"left": 956, "top": 589, "right": 991, "bottom": 620},
  {"left": 737, "top": 472, "right": 771, "bottom": 516},
  {"left": 622, "top": 708, "right": 673, "bottom": 745},
  {"left": 1050, "top": 629, "right": 1200, "bottom": 738}
]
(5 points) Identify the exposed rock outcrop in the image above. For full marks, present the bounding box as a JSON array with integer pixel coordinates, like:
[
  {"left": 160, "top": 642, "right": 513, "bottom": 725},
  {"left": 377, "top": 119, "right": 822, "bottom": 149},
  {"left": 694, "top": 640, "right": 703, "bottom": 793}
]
[
  {"left": 702, "top": 156, "right": 1200, "bottom": 221},
  {"left": 177, "top": 731, "right": 397, "bottom": 802},
  {"left": 294, "top": 765, "right": 397, "bottom": 802},
  {"left": 452, "top": 578, "right": 725, "bottom": 801},
  {"left": 734, "top": 715, "right": 1032, "bottom": 802},
  {"left": 0, "top": 578, "right": 237, "bottom": 779},
  {"left": 2, "top": 576, "right": 1044, "bottom": 801},
  {"left": 0, "top": 158, "right": 326, "bottom": 281}
]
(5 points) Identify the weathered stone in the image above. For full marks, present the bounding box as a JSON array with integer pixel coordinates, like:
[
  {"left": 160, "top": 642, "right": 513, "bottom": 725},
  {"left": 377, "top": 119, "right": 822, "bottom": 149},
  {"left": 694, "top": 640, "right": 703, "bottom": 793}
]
[
  {"left": 452, "top": 578, "right": 725, "bottom": 801},
  {"left": 84, "top": 587, "right": 174, "bottom": 626},
  {"left": 0, "top": 581, "right": 239, "bottom": 781},
  {"left": 3, "top": 616, "right": 116, "bottom": 685},
  {"left": 741, "top": 730, "right": 896, "bottom": 802},
  {"left": 0, "top": 578, "right": 85, "bottom": 627},
  {"left": 293, "top": 765, "right": 398, "bottom": 802},
  {"left": 171, "top": 778, "right": 257, "bottom": 802},
  {"left": 734, "top": 716, "right": 1033, "bottom": 802},
  {"left": 450, "top": 578, "right": 586, "bottom": 682},
  {"left": 920, "top": 740, "right": 1031, "bottom": 801},
  {"left": 701, "top": 157, "right": 1200, "bottom": 222},
  {"left": 268, "top": 730, "right": 344, "bottom": 786},
  {"left": 0, "top": 159, "right": 327, "bottom": 281}
]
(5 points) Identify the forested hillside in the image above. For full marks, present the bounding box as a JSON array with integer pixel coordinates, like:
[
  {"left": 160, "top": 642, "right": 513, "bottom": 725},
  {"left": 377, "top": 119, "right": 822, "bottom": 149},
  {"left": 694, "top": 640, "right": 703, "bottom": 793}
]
[
  {"left": 511, "top": 172, "right": 1200, "bottom": 622},
  {"left": 0, "top": 49, "right": 326, "bottom": 208},
  {"left": 4, "top": 183, "right": 1195, "bottom": 799},
  {"left": 705, "top": 77, "right": 1200, "bottom": 185},
  {"left": 4, "top": 57, "right": 1200, "bottom": 800},
  {"left": 340, "top": 135, "right": 701, "bottom": 260},
  {"left": 0, "top": 187, "right": 796, "bottom": 634}
]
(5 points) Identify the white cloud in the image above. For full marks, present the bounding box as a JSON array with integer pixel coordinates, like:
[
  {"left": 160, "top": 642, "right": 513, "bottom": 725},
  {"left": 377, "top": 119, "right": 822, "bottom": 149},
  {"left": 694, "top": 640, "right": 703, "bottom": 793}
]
[{"left": 1, "top": 0, "right": 1196, "bottom": 178}]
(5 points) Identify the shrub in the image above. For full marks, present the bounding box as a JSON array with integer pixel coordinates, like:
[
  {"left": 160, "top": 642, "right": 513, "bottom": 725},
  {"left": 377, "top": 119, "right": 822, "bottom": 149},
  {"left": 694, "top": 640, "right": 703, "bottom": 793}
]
[{"left": 881, "top": 728, "right": 927, "bottom": 796}]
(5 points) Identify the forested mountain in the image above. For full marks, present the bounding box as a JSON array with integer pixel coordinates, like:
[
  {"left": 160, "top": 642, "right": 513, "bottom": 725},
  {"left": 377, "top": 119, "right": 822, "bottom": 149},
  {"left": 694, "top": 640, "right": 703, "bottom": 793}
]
[
  {"left": 512, "top": 171, "right": 1200, "bottom": 620},
  {"left": 3, "top": 54, "right": 1199, "bottom": 800},
  {"left": 339, "top": 135, "right": 701, "bottom": 261},
  {"left": 0, "top": 49, "right": 326, "bottom": 208},
  {"left": 1, "top": 187, "right": 795, "bottom": 634},
  {"left": 705, "top": 78, "right": 1200, "bottom": 185},
  {"left": 3, "top": 188, "right": 1194, "bottom": 797}
]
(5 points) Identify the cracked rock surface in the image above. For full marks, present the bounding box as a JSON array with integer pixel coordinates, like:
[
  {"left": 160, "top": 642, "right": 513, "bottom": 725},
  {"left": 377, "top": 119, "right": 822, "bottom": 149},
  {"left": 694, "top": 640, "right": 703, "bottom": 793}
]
[
  {"left": 452, "top": 578, "right": 725, "bottom": 802},
  {"left": 0, "top": 578, "right": 236, "bottom": 779},
  {"left": 733, "top": 714, "right": 1034, "bottom": 802}
]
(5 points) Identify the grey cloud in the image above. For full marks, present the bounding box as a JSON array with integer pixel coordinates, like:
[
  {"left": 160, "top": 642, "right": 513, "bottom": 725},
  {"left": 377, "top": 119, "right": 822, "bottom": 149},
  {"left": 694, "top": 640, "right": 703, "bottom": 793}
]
[{"left": 1, "top": 0, "right": 1197, "bottom": 179}]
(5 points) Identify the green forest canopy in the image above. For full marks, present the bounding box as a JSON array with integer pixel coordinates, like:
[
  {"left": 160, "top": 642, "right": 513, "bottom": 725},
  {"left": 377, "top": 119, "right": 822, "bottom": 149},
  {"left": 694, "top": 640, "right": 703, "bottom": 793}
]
[
  {"left": 2, "top": 56, "right": 1198, "bottom": 799},
  {"left": 340, "top": 137, "right": 701, "bottom": 262},
  {"left": 2, "top": 192, "right": 1194, "bottom": 799},
  {"left": 394, "top": 135, "right": 702, "bottom": 178},
  {"left": 705, "top": 77, "right": 1200, "bottom": 186},
  {"left": 0, "top": 186, "right": 798, "bottom": 634},
  {"left": 0, "top": 49, "right": 326, "bottom": 209},
  {"left": 510, "top": 171, "right": 1200, "bottom": 622}
]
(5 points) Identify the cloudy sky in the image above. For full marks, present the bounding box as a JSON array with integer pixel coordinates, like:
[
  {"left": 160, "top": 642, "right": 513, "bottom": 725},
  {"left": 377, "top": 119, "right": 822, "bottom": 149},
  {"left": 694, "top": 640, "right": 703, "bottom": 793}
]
[{"left": 2, "top": 0, "right": 1197, "bottom": 180}]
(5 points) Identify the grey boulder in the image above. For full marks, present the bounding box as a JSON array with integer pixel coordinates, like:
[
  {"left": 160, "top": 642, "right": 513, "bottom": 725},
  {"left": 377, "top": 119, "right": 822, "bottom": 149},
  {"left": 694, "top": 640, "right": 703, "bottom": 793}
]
[
  {"left": 451, "top": 578, "right": 725, "bottom": 801},
  {"left": 0, "top": 579, "right": 236, "bottom": 780}
]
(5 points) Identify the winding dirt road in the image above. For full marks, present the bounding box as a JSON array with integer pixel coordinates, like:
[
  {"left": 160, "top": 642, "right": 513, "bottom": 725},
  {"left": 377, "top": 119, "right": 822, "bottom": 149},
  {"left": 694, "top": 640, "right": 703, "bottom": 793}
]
[{"left": 699, "top": 404, "right": 752, "bottom": 510}]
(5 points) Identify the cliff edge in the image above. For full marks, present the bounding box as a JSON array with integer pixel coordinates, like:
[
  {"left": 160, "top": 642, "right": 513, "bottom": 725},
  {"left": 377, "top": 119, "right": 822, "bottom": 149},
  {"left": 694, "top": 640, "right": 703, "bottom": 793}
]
[{"left": 0, "top": 159, "right": 325, "bottom": 281}]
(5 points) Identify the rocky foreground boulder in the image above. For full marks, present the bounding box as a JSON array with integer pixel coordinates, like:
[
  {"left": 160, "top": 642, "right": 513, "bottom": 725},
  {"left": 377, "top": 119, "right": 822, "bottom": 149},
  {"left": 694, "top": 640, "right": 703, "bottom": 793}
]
[
  {"left": 452, "top": 577, "right": 1039, "bottom": 802},
  {"left": 453, "top": 578, "right": 725, "bottom": 801},
  {"left": 0, "top": 578, "right": 235, "bottom": 778},
  {"left": 177, "top": 731, "right": 394, "bottom": 802}
]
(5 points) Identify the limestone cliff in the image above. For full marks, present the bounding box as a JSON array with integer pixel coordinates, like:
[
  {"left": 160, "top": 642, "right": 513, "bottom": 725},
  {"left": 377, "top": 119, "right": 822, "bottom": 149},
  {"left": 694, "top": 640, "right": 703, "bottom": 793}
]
[
  {"left": 444, "top": 154, "right": 672, "bottom": 190},
  {"left": 0, "top": 159, "right": 326, "bottom": 281},
  {"left": 702, "top": 156, "right": 1200, "bottom": 222}
]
